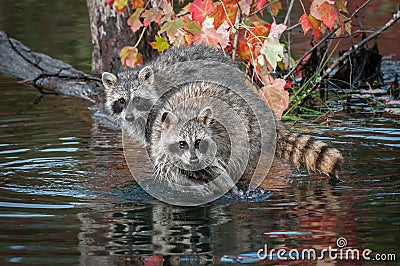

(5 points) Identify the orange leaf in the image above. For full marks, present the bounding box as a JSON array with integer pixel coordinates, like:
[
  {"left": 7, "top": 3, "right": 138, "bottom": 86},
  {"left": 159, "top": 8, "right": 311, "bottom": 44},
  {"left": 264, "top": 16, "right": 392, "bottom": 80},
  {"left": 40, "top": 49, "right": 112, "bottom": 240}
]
[
  {"left": 260, "top": 78, "right": 289, "bottom": 118},
  {"left": 130, "top": 0, "right": 144, "bottom": 9},
  {"left": 237, "top": 40, "right": 252, "bottom": 61},
  {"left": 189, "top": 0, "right": 216, "bottom": 23},
  {"left": 120, "top": 46, "right": 143, "bottom": 67},
  {"left": 211, "top": 3, "right": 238, "bottom": 29}
]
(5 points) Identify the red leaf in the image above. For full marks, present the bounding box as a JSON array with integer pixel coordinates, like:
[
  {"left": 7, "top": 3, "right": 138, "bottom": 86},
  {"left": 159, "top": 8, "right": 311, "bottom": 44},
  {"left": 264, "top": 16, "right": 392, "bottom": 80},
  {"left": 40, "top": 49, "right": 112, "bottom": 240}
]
[
  {"left": 141, "top": 8, "right": 164, "bottom": 27},
  {"left": 105, "top": 0, "right": 114, "bottom": 6},
  {"left": 254, "top": 0, "right": 268, "bottom": 12},
  {"left": 299, "top": 13, "right": 312, "bottom": 35},
  {"left": 189, "top": 0, "right": 216, "bottom": 23},
  {"left": 127, "top": 8, "right": 144, "bottom": 32},
  {"left": 317, "top": 1, "right": 337, "bottom": 30},
  {"left": 237, "top": 40, "right": 252, "bottom": 61},
  {"left": 299, "top": 13, "right": 321, "bottom": 40}
]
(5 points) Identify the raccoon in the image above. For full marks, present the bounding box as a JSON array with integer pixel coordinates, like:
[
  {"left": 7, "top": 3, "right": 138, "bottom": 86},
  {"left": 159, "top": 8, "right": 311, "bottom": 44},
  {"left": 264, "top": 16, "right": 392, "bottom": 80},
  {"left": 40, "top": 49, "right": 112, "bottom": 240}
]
[
  {"left": 149, "top": 90, "right": 246, "bottom": 193},
  {"left": 147, "top": 81, "right": 343, "bottom": 188},
  {"left": 147, "top": 80, "right": 276, "bottom": 190},
  {"left": 102, "top": 45, "right": 233, "bottom": 144}
]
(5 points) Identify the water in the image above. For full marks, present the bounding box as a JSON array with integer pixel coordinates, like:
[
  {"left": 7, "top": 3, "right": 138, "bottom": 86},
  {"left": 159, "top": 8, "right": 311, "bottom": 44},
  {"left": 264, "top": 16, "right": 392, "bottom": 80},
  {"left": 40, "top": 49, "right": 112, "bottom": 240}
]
[
  {"left": 1, "top": 75, "right": 399, "bottom": 265},
  {"left": 0, "top": 0, "right": 400, "bottom": 265}
]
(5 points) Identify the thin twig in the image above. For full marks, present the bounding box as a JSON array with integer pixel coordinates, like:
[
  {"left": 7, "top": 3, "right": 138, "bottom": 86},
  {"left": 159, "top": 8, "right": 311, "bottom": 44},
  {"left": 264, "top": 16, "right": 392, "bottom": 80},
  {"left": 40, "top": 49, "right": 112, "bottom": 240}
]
[
  {"left": 323, "top": 7, "right": 400, "bottom": 79},
  {"left": 284, "top": 0, "right": 373, "bottom": 80},
  {"left": 283, "top": 0, "right": 295, "bottom": 26},
  {"left": 231, "top": 9, "right": 242, "bottom": 61}
]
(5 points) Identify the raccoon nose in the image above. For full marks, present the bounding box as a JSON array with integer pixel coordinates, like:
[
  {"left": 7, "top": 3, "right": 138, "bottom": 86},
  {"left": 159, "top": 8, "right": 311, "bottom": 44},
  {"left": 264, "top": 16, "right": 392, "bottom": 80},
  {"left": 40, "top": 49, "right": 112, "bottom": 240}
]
[
  {"left": 125, "top": 113, "right": 135, "bottom": 122},
  {"left": 190, "top": 156, "right": 199, "bottom": 164}
]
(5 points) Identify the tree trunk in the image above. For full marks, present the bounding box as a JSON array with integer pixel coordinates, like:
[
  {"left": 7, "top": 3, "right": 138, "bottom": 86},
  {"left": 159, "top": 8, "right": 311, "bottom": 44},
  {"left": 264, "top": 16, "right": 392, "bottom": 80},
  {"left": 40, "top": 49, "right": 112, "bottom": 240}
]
[{"left": 86, "top": 0, "right": 159, "bottom": 75}]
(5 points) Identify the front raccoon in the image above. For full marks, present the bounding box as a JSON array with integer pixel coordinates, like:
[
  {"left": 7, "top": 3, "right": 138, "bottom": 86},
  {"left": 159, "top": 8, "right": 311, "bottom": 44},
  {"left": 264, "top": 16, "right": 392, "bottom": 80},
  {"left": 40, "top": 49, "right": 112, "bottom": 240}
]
[
  {"left": 147, "top": 80, "right": 343, "bottom": 187},
  {"left": 151, "top": 98, "right": 239, "bottom": 193}
]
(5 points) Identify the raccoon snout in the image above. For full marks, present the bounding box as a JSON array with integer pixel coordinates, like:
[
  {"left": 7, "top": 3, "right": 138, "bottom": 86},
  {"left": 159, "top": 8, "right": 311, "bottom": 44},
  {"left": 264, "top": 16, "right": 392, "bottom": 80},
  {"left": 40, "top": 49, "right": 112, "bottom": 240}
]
[
  {"left": 125, "top": 113, "right": 135, "bottom": 122},
  {"left": 190, "top": 155, "right": 199, "bottom": 164}
]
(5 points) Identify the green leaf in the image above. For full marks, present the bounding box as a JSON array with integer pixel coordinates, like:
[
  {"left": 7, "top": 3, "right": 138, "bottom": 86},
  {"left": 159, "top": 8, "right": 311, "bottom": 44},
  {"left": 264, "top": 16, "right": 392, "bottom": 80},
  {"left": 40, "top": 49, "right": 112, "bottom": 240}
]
[
  {"left": 150, "top": 36, "right": 170, "bottom": 52},
  {"left": 257, "top": 37, "right": 284, "bottom": 70},
  {"left": 159, "top": 17, "right": 185, "bottom": 40}
]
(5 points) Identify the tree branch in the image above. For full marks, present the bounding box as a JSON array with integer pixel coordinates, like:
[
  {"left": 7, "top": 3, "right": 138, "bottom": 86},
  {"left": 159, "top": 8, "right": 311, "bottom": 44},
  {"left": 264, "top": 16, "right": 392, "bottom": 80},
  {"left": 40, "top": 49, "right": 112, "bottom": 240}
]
[{"left": 0, "top": 30, "right": 103, "bottom": 101}]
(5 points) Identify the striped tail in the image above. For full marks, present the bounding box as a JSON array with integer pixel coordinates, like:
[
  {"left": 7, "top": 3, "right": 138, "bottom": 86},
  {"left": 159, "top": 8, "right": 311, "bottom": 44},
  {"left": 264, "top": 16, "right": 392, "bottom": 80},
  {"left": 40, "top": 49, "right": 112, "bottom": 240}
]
[{"left": 275, "top": 125, "right": 343, "bottom": 179}]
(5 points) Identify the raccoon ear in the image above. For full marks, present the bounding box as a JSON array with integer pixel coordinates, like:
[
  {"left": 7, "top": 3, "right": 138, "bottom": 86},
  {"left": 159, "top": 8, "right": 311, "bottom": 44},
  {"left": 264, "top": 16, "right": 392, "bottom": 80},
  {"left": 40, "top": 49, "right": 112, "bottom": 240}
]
[
  {"left": 198, "top": 107, "right": 213, "bottom": 126},
  {"left": 138, "top": 66, "right": 154, "bottom": 84},
  {"left": 161, "top": 111, "right": 179, "bottom": 129},
  {"left": 102, "top": 72, "right": 118, "bottom": 92}
]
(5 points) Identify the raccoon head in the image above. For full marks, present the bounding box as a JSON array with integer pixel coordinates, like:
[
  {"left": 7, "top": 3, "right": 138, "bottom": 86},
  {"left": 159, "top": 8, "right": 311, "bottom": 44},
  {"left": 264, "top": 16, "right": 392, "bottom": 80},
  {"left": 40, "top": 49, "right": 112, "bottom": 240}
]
[
  {"left": 102, "top": 66, "right": 157, "bottom": 128},
  {"left": 160, "top": 107, "right": 217, "bottom": 171}
]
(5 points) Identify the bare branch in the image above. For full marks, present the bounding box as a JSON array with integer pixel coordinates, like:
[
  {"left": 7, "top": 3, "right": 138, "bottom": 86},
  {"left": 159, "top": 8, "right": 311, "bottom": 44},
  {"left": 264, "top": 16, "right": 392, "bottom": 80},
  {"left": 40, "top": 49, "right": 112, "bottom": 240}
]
[{"left": 283, "top": 0, "right": 373, "bottom": 80}]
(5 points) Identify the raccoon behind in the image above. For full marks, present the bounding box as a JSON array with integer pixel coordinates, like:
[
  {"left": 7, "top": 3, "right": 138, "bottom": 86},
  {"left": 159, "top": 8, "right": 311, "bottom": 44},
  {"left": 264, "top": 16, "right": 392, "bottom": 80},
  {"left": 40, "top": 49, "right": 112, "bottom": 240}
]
[{"left": 102, "top": 45, "right": 233, "bottom": 144}]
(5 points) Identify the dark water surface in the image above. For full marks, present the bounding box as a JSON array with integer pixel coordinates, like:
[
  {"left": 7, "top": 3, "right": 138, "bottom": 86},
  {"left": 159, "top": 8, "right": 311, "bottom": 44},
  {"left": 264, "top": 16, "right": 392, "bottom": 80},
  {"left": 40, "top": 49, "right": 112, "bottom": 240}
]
[
  {"left": 1, "top": 77, "right": 399, "bottom": 265},
  {"left": 0, "top": 0, "right": 400, "bottom": 265}
]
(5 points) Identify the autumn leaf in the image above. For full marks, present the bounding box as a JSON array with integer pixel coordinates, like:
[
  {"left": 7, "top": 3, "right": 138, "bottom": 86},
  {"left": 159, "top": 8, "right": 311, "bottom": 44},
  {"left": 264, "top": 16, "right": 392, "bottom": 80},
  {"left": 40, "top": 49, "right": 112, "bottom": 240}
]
[
  {"left": 299, "top": 13, "right": 322, "bottom": 40},
  {"left": 183, "top": 18, "right": 202, "bottom": 35},
  {"left": 105, "top": 0, "right": 114, "bottom": 7},
  {"left": 257, "top": 37, "right": 284, "bottom": 70},
  {"left": 130, "top": 0, "right": 144, "bottom": 9},
  {"left": 114, "top": 0, "right": 128, "bottom": 12},
  {"left": 268, "top": 22, "right": 287, "bottom": 39},
  {"left": 237, "top": 40, "right": 252, "bottom": 61},
  {"left": 238, "top": 0, "right": 252, "bottom": 16},
  {"left": 248, "top": 21, "right": 270, "bottom": 45},
  {"left": 127, "top": 8, "right": 144, "bottom": 32},
  {"left": 317, "top": 1, "right": 337, "bottom": 30},
  {"left": 150, "top": 36, "right": 170, "bottom": 52},
  {"left": 120, "top": 46, "right": 143, "bottom": 67},
  {"left": 335, "top": 0, "right": 347, "bottom": 13},
  {"left": 193, "top": 17, "right": 230, "bottom": 48},
  {"left": 211, "top": 3, "right": 238, "bottom": 29},
  {"left": 259, "top": 78, "right": 289, "bottom": 118},
  {"left": 254, "top": 0, "right": 268, "bottom": 12},
  {"left": 269, "top": 0, "right": 282, "bottom": 16},
  {"left": 299, "top": 13, "right": 312, "bottom": 34},
  {"left": 213, "top": 4, "right": 235, "bottom": 28},
  {"left": 189, "top": 0, "right": 216, "bottom": 23},
  {"left": 141, "top": 8, "right": 164, "bottom": 27},
  {"left": 159, "top": 17, "right": 185, "bottom": 40}
]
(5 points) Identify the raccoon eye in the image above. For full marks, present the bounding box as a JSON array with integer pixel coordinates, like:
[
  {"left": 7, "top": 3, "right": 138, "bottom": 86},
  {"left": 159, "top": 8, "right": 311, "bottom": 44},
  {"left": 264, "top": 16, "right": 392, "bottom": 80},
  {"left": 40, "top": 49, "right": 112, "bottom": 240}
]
[
  {"left": 112, "top": 98, "right": 126, "bottom": 114},
  {"left": 178, "top": 141, "right": 188, "bottom": 149},
  {"left": 194, "top": 139, "right": 201, "bottom": 149}
]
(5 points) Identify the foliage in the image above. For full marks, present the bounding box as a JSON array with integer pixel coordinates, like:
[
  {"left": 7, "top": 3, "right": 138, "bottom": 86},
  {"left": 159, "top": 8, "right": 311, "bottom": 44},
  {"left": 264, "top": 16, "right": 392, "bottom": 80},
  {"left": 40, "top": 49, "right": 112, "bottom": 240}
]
[{"left": 105, "top": 0, "right": 350, "bottom": 118}]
